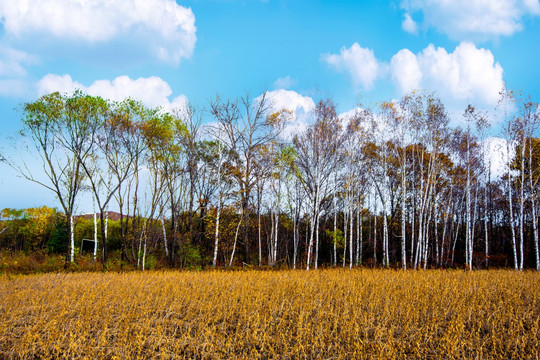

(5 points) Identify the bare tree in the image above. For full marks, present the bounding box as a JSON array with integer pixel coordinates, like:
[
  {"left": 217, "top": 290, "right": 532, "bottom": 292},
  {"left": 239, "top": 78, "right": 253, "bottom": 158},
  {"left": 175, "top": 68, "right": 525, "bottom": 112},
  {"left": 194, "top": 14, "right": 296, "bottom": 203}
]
[{"left": 209, "top": 92, "right": 283, "bottom": 265}]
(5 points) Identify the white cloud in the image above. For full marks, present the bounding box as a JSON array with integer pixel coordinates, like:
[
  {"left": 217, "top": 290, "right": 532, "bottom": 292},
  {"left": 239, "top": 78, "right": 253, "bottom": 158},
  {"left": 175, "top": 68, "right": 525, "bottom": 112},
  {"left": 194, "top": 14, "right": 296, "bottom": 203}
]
[
  {"left": 390, "top": 49, "right": 422, "bottom": 94},
  {"left": 0, "top": 0, "right": 196, "bottom": 63},
  {"left": 86, "top": 76, "right": 174, "bottom": 108},
  {"left": 273, "top": 76, "right": 297, "bottom": 90},
  {"left": 402, "top": 13, "right": 418, "bottom": 34},
  {"left": 0, "top": 46, "right": 36, "bottom": 77},
  {"left": 263, "top": 89, "right": 315, "bottom": 117},
  {"left": 323, "top": 43, "right": 381, "bottom": 90},
  {"left": 390, "top": 42, "right": 503, "bottom": 106},
  {"left": 37, "top": 74, "right": 187, "bottom": 112},
  {"left": 0, "top": 45, "right": 36, "bottom": 97},
  {"left": 37, "top": 74, "right": 83, "bottom": 96},
  {"left": 260, "top": 89, "right": 316, "bottom": 140},
  {"left": 401, "top": 0, "right": 540, "bottom": 40}
]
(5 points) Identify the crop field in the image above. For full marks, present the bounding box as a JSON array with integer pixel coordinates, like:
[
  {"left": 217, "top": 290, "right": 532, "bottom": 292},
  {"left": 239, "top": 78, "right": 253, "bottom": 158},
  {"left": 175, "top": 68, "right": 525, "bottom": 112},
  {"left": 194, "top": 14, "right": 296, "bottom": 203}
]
[{"left": 1, "top": 269, "right": 539, "bottom": 359}]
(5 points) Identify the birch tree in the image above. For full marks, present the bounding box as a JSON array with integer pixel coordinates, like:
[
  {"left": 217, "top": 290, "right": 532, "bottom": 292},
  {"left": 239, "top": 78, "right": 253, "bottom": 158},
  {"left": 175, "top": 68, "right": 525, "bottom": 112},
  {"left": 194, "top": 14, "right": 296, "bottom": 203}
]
[
  {"left": 293, "top": 99, "right": 345, "bottom": 270},
  {"left": 210, "top": 93, "right": 283, "bottom": 264},
  {"left": 8, "top": 92, "right": 91, "bottom": 263}
]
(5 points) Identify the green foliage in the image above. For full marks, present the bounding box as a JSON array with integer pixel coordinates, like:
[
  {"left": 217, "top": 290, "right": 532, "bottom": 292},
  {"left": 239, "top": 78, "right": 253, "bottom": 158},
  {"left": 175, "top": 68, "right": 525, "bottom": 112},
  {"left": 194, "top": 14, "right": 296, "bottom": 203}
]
[
  {"left": 1, "top": 207, "right": 59, "bottom": 252},
  {"left": 144, "top": 254, "right": 158, "bottom": 270},
  {"left": 325, "top": 228, "right": 344, "bottom": 247},
  {"left": 48, "top": 215, "right": 68, "bottom": 253},
  {"left": 179, "top": 243, "right": 202, "bottom": 269}
]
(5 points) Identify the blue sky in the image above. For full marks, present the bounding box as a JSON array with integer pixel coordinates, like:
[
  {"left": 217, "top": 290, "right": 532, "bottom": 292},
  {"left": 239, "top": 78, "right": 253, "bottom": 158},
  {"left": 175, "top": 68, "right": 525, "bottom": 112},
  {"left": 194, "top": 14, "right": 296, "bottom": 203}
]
[{"left": 1, "top": 0, "right": 539, "bottom": 210}]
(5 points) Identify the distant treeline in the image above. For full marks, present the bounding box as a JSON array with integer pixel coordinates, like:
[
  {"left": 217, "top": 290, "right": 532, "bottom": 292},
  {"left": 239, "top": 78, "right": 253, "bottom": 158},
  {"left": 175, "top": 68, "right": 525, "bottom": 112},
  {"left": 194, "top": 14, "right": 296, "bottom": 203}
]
[{"left": 2, "top": 89, "right": 539, "bottom": 270}]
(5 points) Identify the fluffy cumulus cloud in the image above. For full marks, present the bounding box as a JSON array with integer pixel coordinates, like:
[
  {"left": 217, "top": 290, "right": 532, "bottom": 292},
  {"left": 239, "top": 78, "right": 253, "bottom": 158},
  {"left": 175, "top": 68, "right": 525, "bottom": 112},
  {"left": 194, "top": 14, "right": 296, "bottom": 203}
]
[
  {"left": 261, "top": 89, "right": 316, "bottom": 140},
  {"left": 390, "top": 42, "right": 504, "bottom": 105},
  {"left": 37, "top": 74, "right": 187, "bottom": 112},
  {"left": 402, "top": 13, "right": 418, "bottom": 34},
  {"left": 0, "top": 0, "right": 196, "bottom": 63},
  {"left": 401, "top": 0, "right": 540, "bottom": 39},
  {"left": 323, "top": 43, "right": 381, "bottom": 90},
  {"left": 390, "top": 49, "right": 422, "bottom": 94}
]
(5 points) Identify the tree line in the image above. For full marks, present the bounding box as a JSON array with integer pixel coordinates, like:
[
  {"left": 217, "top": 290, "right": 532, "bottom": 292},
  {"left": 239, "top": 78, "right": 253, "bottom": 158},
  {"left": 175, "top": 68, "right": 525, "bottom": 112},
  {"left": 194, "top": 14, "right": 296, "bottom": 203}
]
[{"left": 2, "top": 89, "right": 539, "bottom": 270}]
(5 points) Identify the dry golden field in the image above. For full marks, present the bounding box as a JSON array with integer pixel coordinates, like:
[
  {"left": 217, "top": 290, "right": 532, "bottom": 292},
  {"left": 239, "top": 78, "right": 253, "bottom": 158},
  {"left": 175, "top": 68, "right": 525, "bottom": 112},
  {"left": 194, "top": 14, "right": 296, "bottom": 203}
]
[{"left": 1, "top": 269, "right": 539, "bottom": 359}]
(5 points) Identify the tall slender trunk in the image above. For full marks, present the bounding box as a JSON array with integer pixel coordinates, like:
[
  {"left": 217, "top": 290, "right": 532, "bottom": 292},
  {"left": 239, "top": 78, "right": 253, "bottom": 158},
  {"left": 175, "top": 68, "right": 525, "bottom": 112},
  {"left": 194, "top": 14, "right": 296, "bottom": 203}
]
[
  {"left": 307, "top": 211, "right": 315, "bottom": 271},
  {"left": 141, "top": 220, "right": 147, "bottom": 271},
  {"left": 357, "top": 209, "right": 363, "bottom": 265},
  {"left": 273, "top": 210, "right": 279, "bottom": 266},
  {"left": 422, "top": 191, "right": 434, "bottom": 269},
  {"left": 269, "top": 208, "right": 275, "bottom": 266},
  {"left": 349, "top": 206, "right": 354, "bottom": 269},
  {"left": 315, "top": 212, "right": 320, "bottom": 270},
  {"left": 293, "top": 210, "right": 298, "bottom": 269},
  {"left": 229, "top": 218, "right": 242, "bottom": 267},
  {"left": 470, "top": 184, "right": 479, "bottom": 269},
  {"left": 258, "top": 205, "right": 262, "bottom": 267},
  {"left": 343, "top": 210, "right": 348, "bottom": 268},
  {"left": 161, "top": 215, "right": 168, "bottom": 258},
  {"left": 382, "top": 151, "right": 390, "bottom": 268},
  {"left": 333, "top": 176, "right": 337, "bottom": 266},
  {"left": 131, "top": 166, "right": 140, "bottom": 263},
  {"left": 451, "top": 218, "right": 459, "bottom": 267},
  {"left": 440, "top": 199, "right": 450, "bottom": 267},
  {"left": 401, "top": 158, "right": 407, "bottom": 270},
  {"left": 213, "top": 144, "right": 223, "bottom": 268},
  {"left": 484, "top": 171, "right": 490, "bottom": 269},
  {"left": 70, "top": 215, "right": 74, "bottom": 263},
  {"left": 137, "top": 220, "right": 143, "bottom": 269},
  {"left": 383, "top": 209, "right": 389, "bottom": 268},
  {"left": 519, "top": 136, "right": 526, "bottom": 271},
  {"left": 435, "top": 203, "right": 439, "bottom": 268},
  {"left": 410, "top": 153, "right": 416, "bottom": 268},
  {"left": 93, "top": 197, "right": 98, "bottom": 262},
  {"left": 507, "top": 141, "right": 518, "bottom": 270},
  {"left": 373, "top": 195, "right": 378, "bottom": 267},
  {"left": 466, "top": 134, "right": 472, "bottom": 269},
  {"left": 529, "top": 141, "right": 540, "bottom": 271},
  {"left": 212, "top": 202, "right": 221, "bottom": 268}
]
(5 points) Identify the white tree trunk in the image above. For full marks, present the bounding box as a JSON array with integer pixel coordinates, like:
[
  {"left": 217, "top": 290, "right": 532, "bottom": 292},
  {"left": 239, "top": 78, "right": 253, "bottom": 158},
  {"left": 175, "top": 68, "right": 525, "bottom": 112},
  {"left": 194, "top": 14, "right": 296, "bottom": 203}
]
[
  {"left": 93, "top": 196, "right": 98, "bottom": 262},
  {"left": 213, "top": 202, "right": 221, "bottom": 268},
  {"left": 519, "top": 137, "right": 526, "bottom": 271},
  {"left": 274, "top": 211, "right": 279, "bottom": 266},
  {"left": 315, "top": 211, "right": 320, "bottom": 270},
  {"left": 342, "top": 210, "right": 348, "bottom": 268},
  {"left": 357, "top": 209, "right": 363, "bottom": 266},
  {"left": 349, "top": 206, "right": 354, "bottom": 269},
  {"left": 507, "top": 141, "right": 518, "bottom": 270},
  {"left": 213, "top": 144, "right": 223, "bottom": 268},
  {"left": 142, "top": 222, "right": 147, "bottom": 271},
  {"left": 161, "top": 215, "right": 168, "bottom": 258},
  {"left": 293, "top": 211, "right": 298, "bottom": 269},
  {"left": 306, "top": 212, "right": 315, "bottom": 271},
  {"left": 104, "top": 210, "right": 109, "bottom": 260},
  {"left": 333, "top": 177, "right": 337, "bottom": 266},
  {"left": 529, "top": 143, "right": 540, "bottom": 271},
  {"left": 229, "top": 218, "right": 242, "bottom": 267},
  {"left": 70, "top": 215, "right": 74, "bottom": 263},
  {"left": 466, "top": 135, "right": 472, "bottom": 269},
  {"left": 373, "top": 195, "right": 378, "bottom": 266},
  {"left": 484, "top": 176, "right": 489, "bottom": 269}
]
